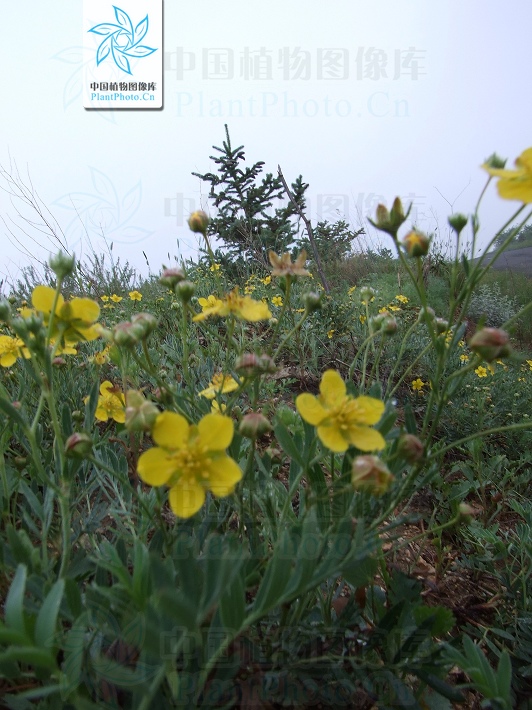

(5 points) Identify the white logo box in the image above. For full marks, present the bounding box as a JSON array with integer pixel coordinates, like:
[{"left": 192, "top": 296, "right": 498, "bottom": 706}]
[{"left": 83, "top": 0, "right": 163, "bottom": 109}]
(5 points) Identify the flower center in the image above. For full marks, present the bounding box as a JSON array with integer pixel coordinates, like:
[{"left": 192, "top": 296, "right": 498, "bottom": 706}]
[{"left": 170, "top": 444, "right": 212, "bottom": 487}]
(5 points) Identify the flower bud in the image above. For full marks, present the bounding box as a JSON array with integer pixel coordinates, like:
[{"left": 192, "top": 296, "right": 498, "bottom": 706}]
[
  {"left": 234, "top": 353, "right": 260, "bottom": 377},
  {"left": 65, "top": 432, "right": 93, "bottom": 458},
  {"left": 14, "top": 456, "right": 28, "bottom": 470},
  {"left": 10, "top": 317, "right": 29, "bottom": 339},
  {"left": 0, "top": 298, "right": 12, "bottom": 323},
  {"left": 49, "top": 251, "right": 76, "bottom": 279},
  {"left": 8, "top": 295, "right": 16, "bottom": 305},
  {"left": 72, "top": 410, "right": 84, "bottom": 423},
  {"left": 351, "top": 455, "right": 394, "bottom": 496},
  {"left": 159, "top": 266, "right": 186, "bottom": 289},
  {"left": 469, "top": 327, "right": 510, "bottom": 362},
  {"left": 125, "top": 390, "right": 159, "bottom": 432},
  {"left": 434, "top": 317, "right": 449, "bottom": 335},
  {"left": 239, "top": 411, "right": 272, "bottom": 439},
  {"left": 483, "top": 153, "right": 506, "bottom": 170},
  {"left": 402, "top": 230, "right": 430, "bottom": 257},
  {"left": 397, "top": 434, "right": 424, "bottom": 463},
  {"left": 188, "top": 210, "right": 210, "bottom": 234},
  {"left": 417, "top": 306, "right": 435, "bottom": 323},
  {"left": 52, "top": 357, "right": 67, "bottom": 367},
  {"left": 112, "top": 321, "right": 140, "bottom": 347},
  {"left": 359, "top": 286, "right": 377, "bottom": 305},
  {"left": 368, "top": 198, "right": 410, "bottom": 239},
  {"left": 265, "top": 446, "right": 283, "bottom": 464},
  {"left": 448, "top": 213, "right": 468, "bottom": 236},
  {"left": 175, "top": 280, "right": 195, "bottom": 303},
  {"left": 131, "top": 312, "right": 158, "bottom": 339},
  {"left": 457, "top": 502, "right": 476, "bottom": 523},
  {"left": 303, "top": 291, "right": 322, "bottom": 313}
]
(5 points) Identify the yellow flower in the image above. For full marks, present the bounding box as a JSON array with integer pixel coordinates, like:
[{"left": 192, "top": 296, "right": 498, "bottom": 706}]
[
  {"left": 52, "top": 340, "right": 77, "bottom": 356},
  {"left": 459, "top": 354, "right": 469, "bottom": 363},
  {"left": 211, "top": 400, "right": 227, "bottom": 414},
  {"left": 244, "top": 285, "right": 256, "bottom": 295},
  {"left": 198, "top": 294, "right": 224, "bottom": 312},
  {"left": 261, "top": 276, "right": 272, "bottom": 286},
  {"left": 137, "top": 412, "right": 242, "bottom": 518},
  {"left": 348, "top": 286, "right": 357, "bottom": 295},
  {"left": 95, "top": 381, "right": 125, "bottom": 423},
  {"left": 395, "top": 295, "right": 409, "bottom": 304},
  {"left": 32, "top": 285, "right": 101, "bottom": 345},
  {"left": 527, "top": 360, "right": 532, "bottom": 371},
  {"left": 388, "top": 305, "right": 401, "bottom": 312},
  {"left": 269, "top": 249, "right": 310, "bottom": 277},
  {"left": 296, "top": 370, "right": 385, "bottom": 453},
  {"left": 110, "top": 294, "right": 123, "bottom": 303},
  {"left": 271, "top": 296, "right": 283, "bottom": 307},
  {"left": 199, "top": 373, "right": 239, "bottom": 400},
  {"left": 129, "top": 291, "right": 142, "bottom": 301},
  {"left": 327, "top": 329, "right": 335, "bottom": 339},
  {"left": 475, "top": 366, "right": 488, "bottom": 378},
  {"left": 100, "top": 295, "right": 109, "bottom": 302},
  {"left": 482, "top": 148, "right": 532, "bottom": 203},
  {"left": 0, "top": 335, "right": 30, "bottom": 367},
  {"left": 92, "top": 345, "right": 111, "bottom": 365},
  {"left": 209, "top": 263, "right": 221, "bottom": 272},
  {"left": 411, "top": 378, "right": 426, "bottom": 391},
  {"left": 193, "top": 288, "right": 272, "bottom": 322},
  {"left": 359, "top": 315, "right": 367, "bottom": 324}
]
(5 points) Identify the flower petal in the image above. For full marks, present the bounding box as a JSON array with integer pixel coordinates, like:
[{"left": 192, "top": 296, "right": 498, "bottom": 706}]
[
  {"left": 207, "top": 454, "right": 242, "bottom": 497},
  {"left": 516, "top": 148, "right": 532, "bottom": 172},
  {"left": 69, "top": 297, "right": 100, "bottom": 323},
  {"left": 497, "top": 178, "right": 532, "bottom": 204},
  {"left": 319, "top": 369, "right": 346, "bottom": 408},
  {"left": 317, "top": 423, "right": 348, "bottom": 452},
  {"left": 168, "top": 479, "right": 206, "bottom": 518},
  {"left": 237, "top": 299, "right": 272, "bottom": 321},
  {"left": 152, "top": 411, "right": 189, "bottom": 449},
  {"left": 137, "top": 447, "right": 176, "bottom": 486},
  {"left": 198, "top": 413, "right": 234, "bottom": 450},
  {"left": 32, "top": 285, "right": 64, "bottom": 315},
  {"left": 296, "top": 393, "right": 326, "bottom": 425},
  {"left": 351, "top": 396, "right": 385, "bottom": 425},
  {"left": 348, "top": 426, "right": 386, "bottom": 452}
]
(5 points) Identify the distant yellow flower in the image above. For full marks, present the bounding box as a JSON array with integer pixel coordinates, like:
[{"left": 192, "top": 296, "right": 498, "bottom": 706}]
[
  {"left": 388, "top": 305, "right": 401, "bottom": 312},
  {"left": 348, "top": 286, "right": 357, "bottom": 295},
  {"left": 244, "top": 285, "right": 256, "bottom": 295},
  {"left": 271, "top": 296, "right": 283, "bottom": 307},
  {"left": 94, "top": 381, "right": 125, "bottom": 423},
  {"left": 92, "top": 345, "right": 111, "bottom": 365},
  {"left": 296, "top": 369, "right": 385, "bottom": 453},
  {"left": 129, "top": 291, "right": 142, "bottom": 301},
  {"left": 395, "top": 295, "right": 408, "bottom": 304},
  {"left": 110, "top": 294, "right": 123, "bottom": 303},
  {"left": 137, "top": 412, "right": 242, "bottom": 518},
  {"left": 359, "top": 315, "right": 367, "bottom": 324},
  {"left": 482, "top": 148, "right": 532, "bottom": 203},
  {"left": 100, "top": 295, "right": 109, "bottom": 302},
  {"left": 327, "top": 329, "right": 335, "bottom": 339},
  {"left": 193, "top": 288, "right": 272, "bottom": 322},
  {"left": 198, "top": 294, "right": 223, "bottom": 313},
  {"left": 261, "top": 276, "right": 272, "bottom": 286},
  {"left": 527, "top": 359, "right": 532, "bottom": 371},
  {"left": 32, "top": 285, "right": 100, "bottom": 345},
  {"left": 475, "top": 366, "right": 488, "bottom": 378},
  {"left": 459, "top": 354, "right": 469, "bottom": 362},
  {"left": 0, "top": 335, "right": 30, "bottom": 367},
  {"left": 269, "top": 249, "right": 310, "bottom": 277},
  {"left": 411, "top": 378, "right": 426, "bottom": 392},
  {"left": 199, "top": 372, "right": 239, "bottom": 400},
  {"left": 211, "top": 400, "right": 227, "bottom": 414},
  {"left": 458, "top": 340, "right": 465, "bottom": 348},
  {"left": 209, "top": 263, "right": 221, "bottom": 272}
]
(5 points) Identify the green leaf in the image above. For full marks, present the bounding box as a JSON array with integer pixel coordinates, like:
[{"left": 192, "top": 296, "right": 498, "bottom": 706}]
[
  {"left": 0, "top": 623, "right": 31, "bottom": 646},
  {"left": 35, "top": 579, "right": 65, "bottom": 648},
  {"left": 5, "top": 565, "right": 27, "bottom": 635},
  {"left": 0, "top": 646, "right": 57, "bottom": 671},
  {"left": 219, "top": 568, "right": 245, "bottom": 633},
  {"left": 496, "top": 651, "right": 512, "bottom": 704},
  {"left": 252, "top": 530, "right": 293, "bottom": 614},
  {"left": 274, "top": 422, "right": 304, "bottom": 466}
]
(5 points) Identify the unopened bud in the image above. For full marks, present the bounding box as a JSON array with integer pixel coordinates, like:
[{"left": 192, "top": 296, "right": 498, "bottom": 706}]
[
  {"left": 65, "top": 432, "right": 93, "bottom": 458},
  {"left": 52, "top": 357, "right": 67, "bottom": 367},
  {"left": 239, "top": 411, "right": 272, "bottom": 439},
  {"left": 175, "top": 280, "right": 195, "bottom": 303},
  {"left": 188, "top": 210, "right": 210, "bottom": 234},
  {"left": 131, "top": 312, "right": 158, "bottom": 339},
  {"left": 418, "top": 306, "right": 435, "bottom": 323},
  {"left": 359, "top": 286, "right": 377, "bottom": 305},
  {"left": 303, "top": 291, "right": 322, "bottom": 313},
  {"left": 112, "top": 321, "right": 139, "bottom": 347},
  {"left": 368, "top": 198, "right": 410, "bottom": 239},
  {"left": 265, "top": 446, "right": 283, "bottom": 464},
  {"left": 159, "top": 266, "right": 186, "bottom": 289},
  {"left": 351, "top": 455, "right": 394, "bottom": 496},
  {"left": 484, "top": 153, "right": 506, "bottom": 170},
  {"left": 434, "top": 318, "right": 449, "bottom": 335},
  {"left": 72, "top": 410, "right": 84, "bottom": 423},
  {"left": 457, "top": 502, "right": 476, "bottom": 523},
  {"left": 397, "top": 434, "right": 424, "bottom": 463},
  {"left": 125, "top": 390, "right": 159, "bottom": 432},
  {"left": 448, "top": 213, "right": 468, "bottom": 235},
  {"left": 469, "top": 327, "right": 510, "bottom": 362},
  {"left": 402, "top": 230, "right": 430, "bottom": 257},
  {"left": 49, "top": 251, "right": 76, "bottom": 279},
  {"left": 14, "top": 456, "right": 28, "bottom": 470}
]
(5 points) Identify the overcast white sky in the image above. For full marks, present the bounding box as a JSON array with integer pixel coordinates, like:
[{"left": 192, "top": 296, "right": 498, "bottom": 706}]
[{"left": 1, "top": 1, "right": 531, "bottom": 286}]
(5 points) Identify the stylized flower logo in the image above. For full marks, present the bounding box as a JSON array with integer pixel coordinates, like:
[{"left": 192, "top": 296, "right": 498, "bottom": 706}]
[{"left": 88, "top": 6, "right": 157, "bottom": 75}]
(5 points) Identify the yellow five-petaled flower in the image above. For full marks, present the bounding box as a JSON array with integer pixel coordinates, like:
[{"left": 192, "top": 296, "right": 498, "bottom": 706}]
[
  {"left": 296, "top": 370, "right": 385, "bottom": 453},
  {"left": 483, "top": 148, "right": 532, "bottom": 203},
  {"left": 32, "top": 285, "right": 100, "bottom": 345},
  {"left": 137, "top": 412, "right": 242, "bottom": 518},
  {"left": 193, "top": 288, "right": 272, "bottom": 322},
  {"left": 95, "top": 381, "right": 126, "bottom": 423}
]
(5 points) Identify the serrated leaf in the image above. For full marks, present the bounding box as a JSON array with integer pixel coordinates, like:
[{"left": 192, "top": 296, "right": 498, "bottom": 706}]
[{"left": 35, "top": 579, "right": 65, "bottom": 648}]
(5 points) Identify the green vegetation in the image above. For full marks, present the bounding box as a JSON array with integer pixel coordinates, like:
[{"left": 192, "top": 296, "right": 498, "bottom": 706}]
[{"left": 0, "top": 140, "right": 532, "bottom": 709}]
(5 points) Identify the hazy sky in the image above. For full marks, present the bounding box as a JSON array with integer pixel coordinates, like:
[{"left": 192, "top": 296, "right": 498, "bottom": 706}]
[{"left": 1, "top": 1, "right": 531, "bottom": 286}]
